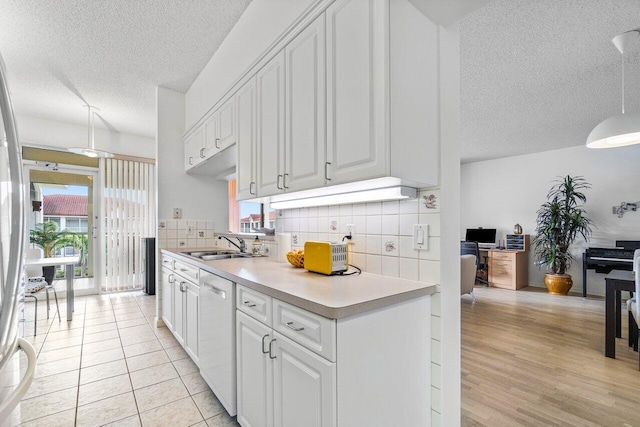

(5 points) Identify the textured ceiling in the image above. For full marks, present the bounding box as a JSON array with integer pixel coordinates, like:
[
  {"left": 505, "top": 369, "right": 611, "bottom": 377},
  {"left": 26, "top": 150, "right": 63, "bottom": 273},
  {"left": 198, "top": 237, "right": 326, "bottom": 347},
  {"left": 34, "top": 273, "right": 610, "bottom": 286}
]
[
  {"left": 0, "top": 0, "right": 251, "bottom": 138},
  {"left": 460, "top": 0, "right": 640, "bottom": 163}
]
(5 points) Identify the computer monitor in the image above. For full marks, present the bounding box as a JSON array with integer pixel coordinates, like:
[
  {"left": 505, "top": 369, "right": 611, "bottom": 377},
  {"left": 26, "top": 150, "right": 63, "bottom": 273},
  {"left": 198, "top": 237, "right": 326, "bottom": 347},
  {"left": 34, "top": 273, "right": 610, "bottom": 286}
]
[{"left": 465, "top": 228, "right": 496, "bottom": 244}]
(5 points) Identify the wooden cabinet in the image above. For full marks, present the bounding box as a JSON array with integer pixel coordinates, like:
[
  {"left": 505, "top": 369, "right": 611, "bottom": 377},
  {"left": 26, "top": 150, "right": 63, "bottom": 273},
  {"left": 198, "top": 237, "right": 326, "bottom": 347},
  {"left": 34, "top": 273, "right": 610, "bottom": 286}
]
[
  {"left": 284, "top": 14, "right": 326, "bottom": 193},
  {"left": 256, "top": 51, "right": 286, "bottom": 196},
  {"left": 325, "top": 0, "right": 388, "bottom": 185},
  {"left": 236, "top": 78, "right": 258, "bottom": 200},
  {"left": 489, "top": 250, "right": 529, "bottom": 290},
  {"left": 185, "top": 280, "right": 200, "bottom": 362},
  {"left": 237, "top": 311, "right": 274, "bottom": 427}
]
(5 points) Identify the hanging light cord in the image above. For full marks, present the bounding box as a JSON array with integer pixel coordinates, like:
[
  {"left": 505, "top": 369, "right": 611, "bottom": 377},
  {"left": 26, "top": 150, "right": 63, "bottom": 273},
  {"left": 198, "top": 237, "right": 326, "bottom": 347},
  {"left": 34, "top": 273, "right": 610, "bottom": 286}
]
[{"left": 622, "top": 50, "right": 626, "bottom": 114}]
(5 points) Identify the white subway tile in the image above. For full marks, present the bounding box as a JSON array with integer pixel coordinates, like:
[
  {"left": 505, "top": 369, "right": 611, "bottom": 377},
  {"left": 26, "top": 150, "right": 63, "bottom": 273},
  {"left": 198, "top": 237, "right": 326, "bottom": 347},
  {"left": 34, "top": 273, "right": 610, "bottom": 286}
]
[
  {"left": 419, "top": 213, "right": 441, "bottom": 237},
  {"left": 352, "top": 203, "right": 367, "bottom": 216},
  {"left": 398, "top": 258, "right": 419, "bottom": 280},
  {"left": 165, "top": 220, "right": 177, "bottom": 230},
  {"left": 338, "top": 216, "right": 353, "bottom": 234},
  {"left": 380, "top": 257, "right": 399, "bottom": 278},
  {"left": 366, "top": 202, "right": 382, "bottom": 215},
  {"left": 419, "top": 259, "right": 441, "bottom": 284},
  {"left": 419, "top": 189, "right": 440, "bottom": 214},
  {"left": 399, "top": 214, "right": 418, "bottom": 236},
  {"left": 197, "top": 221, "right": 207, "bottom": 230},
  {"left": 308, "top": 207, "right": 318, "bottom": 217},
  {"left": 366, "top": 254, "right": 382, "bottom": 274},
  {"left": 381, "top": 236, "right": 398, "bottom": 256},
  {"left": 382, "top": 200, "right": 399, "bottom": 215},
  {"left": 365, "top": 216, "right": 382, "bottom": 235},
  {"left": 291, "top": 217, "right": 300, "bottom": 232},
  {"left": 158, "top": 229, "right": 167, "bottom": 239},
  {"left": 299, "top": 207, "right": 308, "bottom": 218},
  {"left": 340, "top": 204, "right": 353, "bottom": 217},
  {"left": 299, "top": 218, "right": 308, "bottom": 232},
  {"left": 399, "top": 198, "right": 419, "bottom": 214},
  {"left": 366, "top": 235, "right": 382, "bottom": 255},
  {"left": 399, "top": 236, "right": 418, "bottom": 259},
  {"left": 381, "top": 215, "right": 399, "bottom": 235},
  {"left": 353, "top": 216, "right": 366, "bottom": 234},
  {"left": 329, "top": 206, "right": 340, "bottom": 217},
  {"left": 350, "top": 253, "right": 365, "bottom": 269},
  {"left": 317, "top": 206, "right": 328, "bottom": 217},
  {"left": 419, "top": 237, "right": 441, "bottom": 261},
  {"left": 206, "top": 221, "right": 215, "bottom": 230},
  {"left": 328, "top": 218, "right": 339, "bottom": 233},
  {"left": 308, "top": 217, "right": 318, "bottom": 233},
  {"left": 291, "top": 208, "right": 300, "bottom": 218}
]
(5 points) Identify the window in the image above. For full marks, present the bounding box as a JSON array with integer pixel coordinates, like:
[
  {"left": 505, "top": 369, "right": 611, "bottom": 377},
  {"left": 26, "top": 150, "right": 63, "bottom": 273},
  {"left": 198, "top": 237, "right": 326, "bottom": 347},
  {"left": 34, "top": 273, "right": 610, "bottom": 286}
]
[{"left": 229, "top": 181, "right": 275, "bottom": 233}]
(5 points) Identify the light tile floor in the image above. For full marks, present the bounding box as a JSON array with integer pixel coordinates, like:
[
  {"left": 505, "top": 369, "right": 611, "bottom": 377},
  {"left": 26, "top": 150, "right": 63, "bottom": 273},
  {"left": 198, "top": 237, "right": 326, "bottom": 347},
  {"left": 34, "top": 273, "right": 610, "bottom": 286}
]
[{"left": 2, "top": 292, "right": 239, "bottom": 427}]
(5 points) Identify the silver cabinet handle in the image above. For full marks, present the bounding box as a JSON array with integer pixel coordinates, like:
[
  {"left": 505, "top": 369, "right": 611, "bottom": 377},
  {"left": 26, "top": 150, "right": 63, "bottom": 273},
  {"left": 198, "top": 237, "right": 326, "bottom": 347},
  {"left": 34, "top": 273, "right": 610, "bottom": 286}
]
[
  {"left": 180, "top": 282, "right": 187, "bottom": 292},
  {"left": 179, "top": 268, "right": 188, "bottom": 272},
  {"left": 261, "top": 334, "right": 270, "bottom": 354},
  {"left": 199, "top": 147, "right": 206, "bottom": 158},
  {"left": 204, "top": 283, "right": 226, "bottom": 299},
  {"left": 283, "top": 173, "right": 289, "bottom": 189},
  {"left": 243, "top": 300, "right": 256, "bottom": 308},
  {"left": 188, "top": 157, "right": 194, "bottom": 165},
  {"left": 168, "top": 274, "right": 174, "bottom": 284},
  {"left": 250, "top": 182, "right": 256, "bottom": 195},
  {"left": 215, "top": 137, "right": 221, "bottom": 149},
  {"left": 285, "top": 321, "right": 304, "bottom": 332},
  {"left": 277, "top": 174, "right": 283, "bottom": 190},
  {"left": 269, "top": 339, "right": 276, "bottom": 359},
  {"left": 325, "top": 162, "right": 331, "bottom": 181}
]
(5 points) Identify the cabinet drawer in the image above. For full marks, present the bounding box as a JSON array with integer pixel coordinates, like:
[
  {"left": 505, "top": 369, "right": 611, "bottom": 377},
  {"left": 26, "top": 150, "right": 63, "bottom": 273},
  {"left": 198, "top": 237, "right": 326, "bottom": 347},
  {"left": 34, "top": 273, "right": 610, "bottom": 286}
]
[
  {"left": 490, "top": 268, "right": 513, "bottom": 286},
  {"left": 491, "top": 259, "right": 513, "bottom": 270},
  {"left": 174, "top": 259, "right": 199, "bottom": 283},
  {"left": 161, "top": 255, "right": 175, "bottom": 270},
  {"left": 237, "top": 285, "right": 272, "bottom": 326},
  {"left": 273, "top": 299, "right": 336, "bottom": 362},
  {"left": 490, "top": 251, "right": 513, "bottom": 261}
]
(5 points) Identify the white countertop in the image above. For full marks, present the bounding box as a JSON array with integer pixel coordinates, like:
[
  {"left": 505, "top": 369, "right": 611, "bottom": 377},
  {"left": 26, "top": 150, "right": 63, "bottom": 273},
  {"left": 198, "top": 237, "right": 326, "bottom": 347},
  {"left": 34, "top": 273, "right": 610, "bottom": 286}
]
[{"left": 162, "top": 249, "right": 436, "bottom": 319}]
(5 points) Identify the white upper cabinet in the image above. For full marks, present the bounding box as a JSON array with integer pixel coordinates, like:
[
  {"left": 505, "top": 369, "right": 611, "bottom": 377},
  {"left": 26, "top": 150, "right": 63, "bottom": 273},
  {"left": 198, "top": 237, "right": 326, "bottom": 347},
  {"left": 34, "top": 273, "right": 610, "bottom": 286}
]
[
  {"left": 325, "top": 0, "right": 388, "bottom": 185},
  {"left": 184, "top": 127, "right": 205, "bottom": 170},
  {"left": 236, "top": 78, "right": 258, "bottom": 200},
  {"left": 284, "top": 14, "right": 327, "bottom": 193},
  {"left": 218, "top": 97, "right": 236, "bottom": 150},
  {"left": 256, "top": 51, "right": 286, "bottom": 197}
]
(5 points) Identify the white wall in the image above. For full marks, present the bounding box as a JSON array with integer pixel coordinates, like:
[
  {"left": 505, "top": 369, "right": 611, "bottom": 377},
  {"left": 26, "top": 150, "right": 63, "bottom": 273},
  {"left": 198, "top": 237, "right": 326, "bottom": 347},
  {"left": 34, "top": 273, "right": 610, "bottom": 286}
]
[
  {"left": 461, "top": 144, "right": 640, "bottom": 296},
  {"left": 184, "top": 0, "right": 317, "bottom": 129},
  {"left": 16, "top": 114, "right": 155, "bottom": 159},
  {"left": 156, "top": 87, "right": 228, "bottom": 227}
]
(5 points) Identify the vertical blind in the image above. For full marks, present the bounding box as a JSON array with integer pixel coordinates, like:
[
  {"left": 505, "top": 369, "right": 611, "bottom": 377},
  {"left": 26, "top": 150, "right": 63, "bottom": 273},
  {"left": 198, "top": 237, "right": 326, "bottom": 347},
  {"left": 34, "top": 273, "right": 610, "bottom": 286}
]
[{"left": 103, "top": 159, "right": 155, "bottom": 292}]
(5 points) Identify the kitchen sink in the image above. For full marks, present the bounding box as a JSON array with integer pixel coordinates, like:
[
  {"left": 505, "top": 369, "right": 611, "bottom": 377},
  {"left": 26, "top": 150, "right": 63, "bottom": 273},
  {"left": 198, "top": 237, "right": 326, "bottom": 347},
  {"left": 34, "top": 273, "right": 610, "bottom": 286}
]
[
  {"left": 200, "top": 253, "right": 252, "bottom": 261},
  {"left": 182, "top": 250, "right": 240, "bottom": 258}
]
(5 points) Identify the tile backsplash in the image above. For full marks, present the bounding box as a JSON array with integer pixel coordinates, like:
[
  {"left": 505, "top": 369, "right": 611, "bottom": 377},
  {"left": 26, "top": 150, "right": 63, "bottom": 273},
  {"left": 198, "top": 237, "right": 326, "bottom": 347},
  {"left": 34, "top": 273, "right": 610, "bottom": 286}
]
[
  {"left": 157, "top": 219, "right": 217, "bottom": 249},
  {"left": 276, "top": 188, "right": 441, "bottom": 283}
]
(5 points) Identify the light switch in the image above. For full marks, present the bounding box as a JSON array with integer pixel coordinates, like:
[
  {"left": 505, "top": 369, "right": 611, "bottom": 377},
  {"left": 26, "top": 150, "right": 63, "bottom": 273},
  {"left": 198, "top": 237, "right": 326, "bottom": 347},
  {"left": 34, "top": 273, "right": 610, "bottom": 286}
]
[{"left": 413, "top": 224, "right": 429, "bottom": 250}]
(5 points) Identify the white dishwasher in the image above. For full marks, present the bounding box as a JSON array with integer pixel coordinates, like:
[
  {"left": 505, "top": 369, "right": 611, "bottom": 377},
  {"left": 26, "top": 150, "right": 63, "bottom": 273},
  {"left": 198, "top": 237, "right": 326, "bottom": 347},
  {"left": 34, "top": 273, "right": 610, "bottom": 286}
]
[{"left": 199, "top": 270, "right": 236, "bottom": 416}]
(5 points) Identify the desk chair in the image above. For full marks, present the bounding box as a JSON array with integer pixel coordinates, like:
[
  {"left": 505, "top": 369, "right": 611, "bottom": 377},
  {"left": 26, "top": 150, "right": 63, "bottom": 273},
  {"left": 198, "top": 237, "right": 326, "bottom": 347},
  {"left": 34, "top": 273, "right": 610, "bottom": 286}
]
[
  {"left": 626, "top": 249, "right": 640, "bottom": 368},
  {"left": 460, "top": 241, "right": 489, "bottom": 286},
  {"left": 461, "top": 254, "right": 477, "bottom": 302},
  {"left": 25, "top": 248, "right": 60, "bottom": 322}
]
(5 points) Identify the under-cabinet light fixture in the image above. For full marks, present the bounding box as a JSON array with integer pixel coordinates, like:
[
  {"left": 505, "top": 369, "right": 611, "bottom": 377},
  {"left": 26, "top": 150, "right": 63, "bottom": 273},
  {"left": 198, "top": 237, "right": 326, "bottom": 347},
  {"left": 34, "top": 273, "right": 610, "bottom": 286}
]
[{"left": 269, "top": 186, "right": 417, "bottom": 209}]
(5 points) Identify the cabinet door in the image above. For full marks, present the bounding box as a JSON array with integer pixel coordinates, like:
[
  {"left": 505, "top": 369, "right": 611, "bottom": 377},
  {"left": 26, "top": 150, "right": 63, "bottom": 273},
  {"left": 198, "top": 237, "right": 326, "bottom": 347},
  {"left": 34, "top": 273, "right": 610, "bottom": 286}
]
[
  {"left": 185, "top": 127, "right": 205, "bottom": 170},
  {"left": 185, "top": 281, "right": 199, "bottom": 362},
  {"left": 272, "top": 332, "right": 336, "bottom": 427},
  {"left": 284, "top": 14, "right": 326, "bottom": 192},
  {"left": 326, "top": 0, "right": 388, "bottom": 185},
  {"left": 173, "top": 278, "right": 185, "bottom": 345},
  {"left": 257, "top": 51, "right": 286, "bottom": 196},
  {"left": 236, "top": 78, "right": 257, "bottom": 200},
  {"left": 218, "top": 96, "right": 236, "bottom": 150},
  {"left": 237, "top": 312, "right": 273, "bottom": 427},
  {"left": 161, "top": 268, "right": 174, "bottom": 330},
  {"left": 203, "top": 113, "right": 219, "bottom": 159}
]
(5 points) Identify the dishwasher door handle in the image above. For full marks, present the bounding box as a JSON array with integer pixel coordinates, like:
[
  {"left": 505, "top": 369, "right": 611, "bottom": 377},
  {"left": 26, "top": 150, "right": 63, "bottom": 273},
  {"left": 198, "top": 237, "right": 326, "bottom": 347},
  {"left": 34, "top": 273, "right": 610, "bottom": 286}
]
[{"left": 204, "top": 282, "right": 226, "bottom": 299}]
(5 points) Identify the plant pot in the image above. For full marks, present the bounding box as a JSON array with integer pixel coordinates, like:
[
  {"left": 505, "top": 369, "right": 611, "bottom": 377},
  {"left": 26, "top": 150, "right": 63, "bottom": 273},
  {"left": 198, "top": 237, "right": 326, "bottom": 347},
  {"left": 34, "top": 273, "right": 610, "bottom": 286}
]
[
  {"left": 544, "top": 273, "right": 573, "bottom": 295},
  {"left": 42, "top": 265, "right": 55, "bottom": 287}
]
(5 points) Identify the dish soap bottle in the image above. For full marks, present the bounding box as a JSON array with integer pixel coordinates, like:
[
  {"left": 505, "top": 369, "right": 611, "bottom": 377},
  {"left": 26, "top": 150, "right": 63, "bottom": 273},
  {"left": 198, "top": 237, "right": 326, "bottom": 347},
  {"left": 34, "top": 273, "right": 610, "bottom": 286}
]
[{"left": 252, "top": 236, "right": 263, "bottom": 256}]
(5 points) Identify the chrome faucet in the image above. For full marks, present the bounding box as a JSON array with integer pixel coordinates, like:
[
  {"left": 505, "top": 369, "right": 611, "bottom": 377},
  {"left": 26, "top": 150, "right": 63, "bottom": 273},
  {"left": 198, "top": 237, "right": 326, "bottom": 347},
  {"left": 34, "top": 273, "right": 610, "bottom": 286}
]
[{"left": 218, "top": 235, "right": 246, "bottom": 253}]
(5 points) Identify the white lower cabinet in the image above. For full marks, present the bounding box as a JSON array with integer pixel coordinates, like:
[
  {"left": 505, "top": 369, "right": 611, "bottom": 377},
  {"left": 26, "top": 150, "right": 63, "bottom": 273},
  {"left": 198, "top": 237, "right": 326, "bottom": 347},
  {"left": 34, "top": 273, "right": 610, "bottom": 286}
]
[
  {"left": 237, "top": 312, "right": 273, "bottom": 427},
  {"left": 173, "top": 274, "right": 185, "bottom": 346},
  {"left": 161, "top": 267, "right": 173, "bottom": 330},
  {"left": 236, "top": 287, "right": 336, "bottom": 427},
  {"left": 184, "top": 281, "right": 199, "bottom": 362}
]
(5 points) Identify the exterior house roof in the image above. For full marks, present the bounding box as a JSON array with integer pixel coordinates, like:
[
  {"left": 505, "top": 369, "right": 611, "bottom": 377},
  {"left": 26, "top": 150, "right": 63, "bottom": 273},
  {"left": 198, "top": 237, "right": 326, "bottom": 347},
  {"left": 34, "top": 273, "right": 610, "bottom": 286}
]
[
  {"left": 240, "top": 211, "right": 276, "bottom": 224},
  {"left": 43, "top": 194, "right": 87, "bottom": 217}
]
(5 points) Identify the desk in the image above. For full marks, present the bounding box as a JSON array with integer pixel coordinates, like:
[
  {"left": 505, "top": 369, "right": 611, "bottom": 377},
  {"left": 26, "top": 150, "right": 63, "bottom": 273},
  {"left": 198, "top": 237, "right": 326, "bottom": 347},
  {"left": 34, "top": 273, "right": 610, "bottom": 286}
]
[
  {"left": 25, "top": 257, "right": 80, "bottom": 321},
  {"left": 605, "top": 270, "right": 634, "bottom": 358},
  {"left": 479, "top": 249, "right": 529, "bottom": 290}
]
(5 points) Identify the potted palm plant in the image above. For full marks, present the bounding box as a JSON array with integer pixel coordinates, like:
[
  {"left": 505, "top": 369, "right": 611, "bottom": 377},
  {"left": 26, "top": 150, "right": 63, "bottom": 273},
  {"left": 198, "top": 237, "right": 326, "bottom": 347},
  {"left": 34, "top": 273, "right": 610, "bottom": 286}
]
[
  {"left": 29, "top": 221, "right": 74, "bottom": 286},
  {"left": 533, "top": 175, "right": 593, "bottom": 295}
]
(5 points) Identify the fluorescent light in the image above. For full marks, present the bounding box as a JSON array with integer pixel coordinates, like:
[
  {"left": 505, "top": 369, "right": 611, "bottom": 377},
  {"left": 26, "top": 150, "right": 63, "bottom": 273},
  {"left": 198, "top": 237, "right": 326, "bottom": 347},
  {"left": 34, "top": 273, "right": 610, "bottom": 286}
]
[{"left": 269, "top": 186, "right": 417, "bottom": 209}]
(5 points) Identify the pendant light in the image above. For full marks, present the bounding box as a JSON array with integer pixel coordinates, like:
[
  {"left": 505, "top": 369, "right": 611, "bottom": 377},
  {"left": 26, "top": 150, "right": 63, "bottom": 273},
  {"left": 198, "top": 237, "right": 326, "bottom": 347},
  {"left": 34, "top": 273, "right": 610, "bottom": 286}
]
[
  {"left": 68, "top": 105, "right": 114, "bottom": 158},
  {"left": 586, "top": 29, "right": 640, "bottom": 149}
]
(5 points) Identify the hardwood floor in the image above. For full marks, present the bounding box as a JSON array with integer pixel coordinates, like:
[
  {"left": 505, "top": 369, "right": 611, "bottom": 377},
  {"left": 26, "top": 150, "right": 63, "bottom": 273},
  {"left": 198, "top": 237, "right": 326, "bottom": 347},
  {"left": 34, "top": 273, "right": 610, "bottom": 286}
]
[{"left": 462, "top": 286, "right": 640, "bottom": 427}]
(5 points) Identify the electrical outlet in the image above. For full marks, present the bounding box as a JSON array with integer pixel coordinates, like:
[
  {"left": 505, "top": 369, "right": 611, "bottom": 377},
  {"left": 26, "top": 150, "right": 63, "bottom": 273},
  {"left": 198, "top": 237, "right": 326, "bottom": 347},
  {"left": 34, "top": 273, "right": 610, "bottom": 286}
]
[
  {"left": 173, "top": 208, "right": 182, "bottom": 219},
  {"left": 346, "top": 224, "right": 356, "bottom": 241},
  {"left": 187, "top": 225, "right": 194, "bottom": 235}
]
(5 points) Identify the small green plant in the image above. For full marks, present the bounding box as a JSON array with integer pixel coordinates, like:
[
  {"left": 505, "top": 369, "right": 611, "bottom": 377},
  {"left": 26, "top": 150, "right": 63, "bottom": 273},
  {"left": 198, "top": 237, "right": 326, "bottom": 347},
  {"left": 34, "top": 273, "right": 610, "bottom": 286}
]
[
  {"left": 29, "top": 221, "right": 74, "bottom": 258},
  {"left": 533, "top": 175, "right": 593, "bottom": 275}
]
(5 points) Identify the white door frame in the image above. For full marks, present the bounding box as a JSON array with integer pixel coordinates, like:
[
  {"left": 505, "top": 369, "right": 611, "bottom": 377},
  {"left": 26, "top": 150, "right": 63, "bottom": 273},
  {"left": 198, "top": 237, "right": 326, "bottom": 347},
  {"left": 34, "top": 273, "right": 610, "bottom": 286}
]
[{"left": 23, "top": 161, "right": 103, "bottom": 296}]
